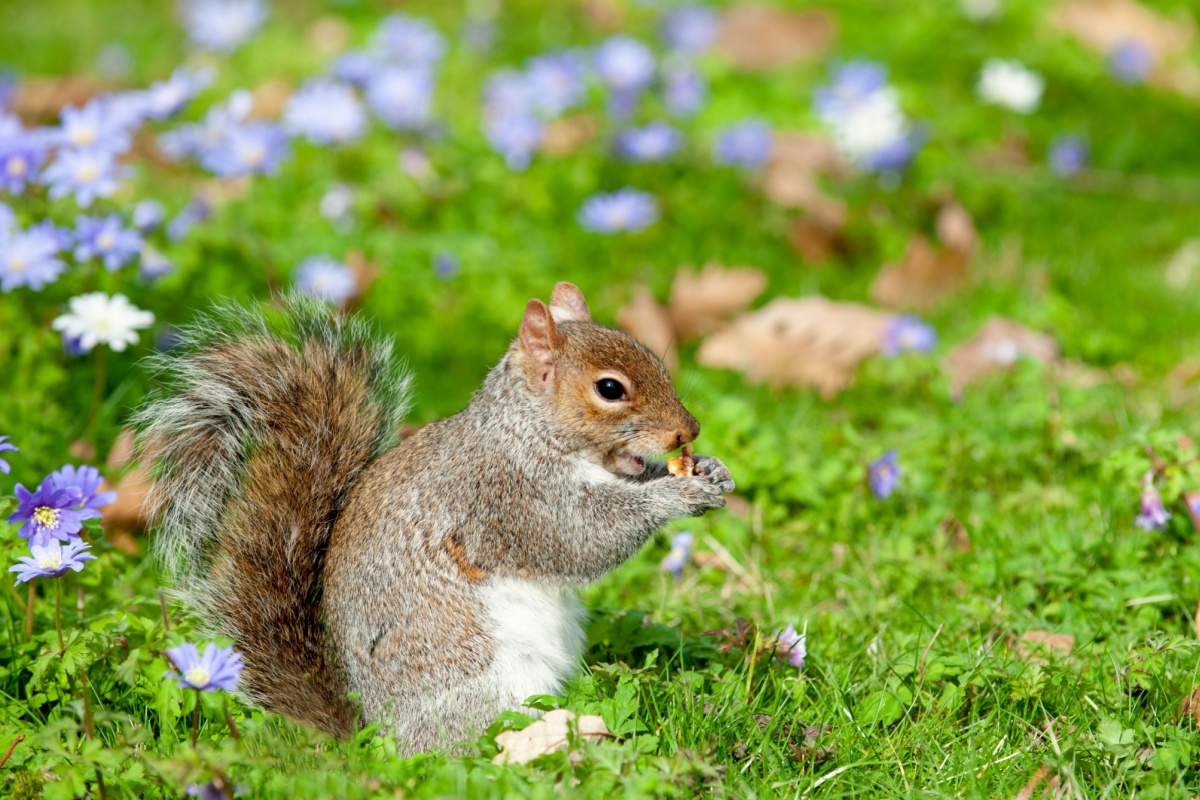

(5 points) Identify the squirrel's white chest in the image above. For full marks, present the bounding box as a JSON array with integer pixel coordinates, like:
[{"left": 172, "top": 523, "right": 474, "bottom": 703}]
[{"left": 479, "top": 578, "right": 586, "bottom": 706}]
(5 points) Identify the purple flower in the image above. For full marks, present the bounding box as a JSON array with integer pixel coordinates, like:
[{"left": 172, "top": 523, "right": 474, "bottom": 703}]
[
  {"left": 158, "top": 92, "right": 253, "bottom": 162},
  {"left": 0, "top": 225, "right": 65, "bottom": 292},
  {"left": 295, "top": 257, "right": 356, "bottom": 305},
  {"left": 659, "top": 531, "right": 693, "bottom": 580},
  {"left": 814, "top": 60, "right": 919, "bottom": 173},
  {"left": 284, "top": 81, "right": 367, "bottom": 146},
  {"left": 140, "top": 245, "right": 174, "bottom": 280},
  {"left": 881, "top": 315, "right": 936, "bottom": 357},
  {"left": 1135, "top": 479, "right": 1170, "bottom": 531},
  {"left": 365, "top": 67, "right": 433, "bottom": 131},
  {"left": 1048, "top": 134, "right": 1089, "bottom": 177},
  {"left": 49, "top": 464, "right": 116, "bottom": 510},
  {"left": 74, "top": 214, "right": 142, "bottom": 271},
  {"left": 660, "top": 5, "right": 718, "bottom": 54},
  {"left": 185, "top": 780, "right": 245, "bottom": 800},
  {"left": 616, "top": 121, "right": 682, "bottom": 163},
  {"left": 868, "top": 451, "right": 901, "bottom": 499},
  {"left": 433, "top": 251, "right": 458, "bottom": 280},
  {"left": 775, "top": 623, "right": 806, "bottom": 669},
  {"left": 662, "top": 61, "right": 707, "bottom": 117},
  {"left": 28, "top": 219, "right": 73, "bottom": 252},
  {"left": 485, "top": 113, "right": 543, "bottom": 172},
  {"left": 0, "top": 70, "right": 14, "bottom": 110},
  {"left": 52, "top": 99, "right": 132, "bottom": 153},
  {"left": 578, "top": 188, "right": 660, "bottom": 233},
  {"left": 319, "top": 183, "right": 354, "bottom": 228},
  {"left": 595, "top": 36, "right": 656, "bottom": 92},
  {"left": 10, "top": 540, "right": 96, "bottom": 584},
  {"left": 200, "top": 121, "right": 288, "bottom": 177},
  {"left": 332, "top": 50, "right": 380, "bottom": 88},
  {"left": 180, "top": 0, "right": 268, "bottom": 53},
  {"left": 1108, "top": 39, "right": 1154, "bottom": 85},
  {"left": 484, "top": 69, "right": 537, "bottom": 120},
  {"left": 526, "top": 52, "right": 587, "bottom": 117},
  {"left": 8, "top": 476, "right": 100, "bottom": 547},
  {"left": 0, "top": 435, "right": 17, "bottom": 474},
  {"left": 814, "top": 60, "right": 889, "bottom": 122},
  {"left": 139, "top": 66, "right": 213, "bottom": 121},
  {"left": 0, "top": 201, "right": 13, "bottom": 234},
  {"left": 133, "top": 200, "right": 166, "bottom": 233},
  {"left": 167, "top": 643, "right": 244, "bottom": 692},
  {"left": 0, "top": 129, "right": 47, "bottom": 195},
  {"left": 714, "top": 120, "right": 773, "bottom": 169},
  {"left": 460, "top": 16, "right": 497, "bottom": 54},
  {"left": 167, "top": 198, "right": 211, "bottom": 242},
  {"left": 40, "top": 147, "right": 129, "bottom": 207},
  {"left": 373, "top": 13, "right": 445, "bottom": 65}
]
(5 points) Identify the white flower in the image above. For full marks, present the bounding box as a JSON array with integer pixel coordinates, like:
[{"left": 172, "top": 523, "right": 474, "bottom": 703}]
[
  {"left": 977, "top": 58, "right": 1044, "bottom": 114},
  {"left": 825, "top": 88, "right": 910, "bottom": 167},
  {"left": 962, "top": 0, "right": 1000, "bottom": 22},
  {"left": 52, "top": 292, "right": 154, "bottom": 352}
]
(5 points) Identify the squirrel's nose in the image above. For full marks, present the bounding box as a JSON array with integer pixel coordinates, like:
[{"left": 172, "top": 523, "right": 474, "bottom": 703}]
[{"left": 676, "top": 417, "right": 700, "bottom": 447}]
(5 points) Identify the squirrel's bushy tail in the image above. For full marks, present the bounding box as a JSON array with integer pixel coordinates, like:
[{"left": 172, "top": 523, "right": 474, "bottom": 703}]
[{"left": 136, "top": 296, "right": 410, "bottom": 736}]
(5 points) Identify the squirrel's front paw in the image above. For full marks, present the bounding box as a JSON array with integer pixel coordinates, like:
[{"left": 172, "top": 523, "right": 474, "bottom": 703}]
[
  {"left": 693, "top": 455, "right": 735, "bottom": 494},
  {"left": 659, "top": 474, "right": 726, "bottom": 517}
]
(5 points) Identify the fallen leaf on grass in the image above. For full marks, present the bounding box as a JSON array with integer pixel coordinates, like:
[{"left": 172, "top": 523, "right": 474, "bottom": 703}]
[
  {"left": 307, "top": 16, "right": 352, "bottom": 56},
  {"left": 617, "top": 286, "right": 678, "bottom": 371},
  {"left": 345, "top": 249, "right": 379, "bottom": 307},
  {"left": 581, "top": 0, "right": 625, "bottom": 31},
  {"left": 492, "top": 709, "right": 612, "bottom": 765},
  {"left": 541, "top": 114, "right": 596, "bottom": 156},
  {"left": 1015, "top": 631, "right": 1075, "bottom": 664},
  {"left": 762, "top": 132, "right": 849, "bottom": 215},
  {"left": 1180, "top": 687, "right": 1200, "bottom": 725},
  {"left": 1048, "top": 0, "right": 1193, "bottom": 61},
  {"left": 717, "top": 4, "right": 836, "bottom": 71},
  {"left": 870, "top": 203, "right": 978, "bottom": 311},
  {"left": 12, "top": 76, "right": 104, "bottom": 122},
  {"left": 669, "top": 263, "right": 767, "bottom": 340},
  {"left": 945, "top": 318, "right": 1060, "bottom": 397},
  {"left": 697, "top": 296, "right": 891, "bottom": 398},
  {"left": 251, "top": 79, "right": 292, "bottom": 119},
  {"left": 1164, "top": 240, "right": 1200, "bottom": 288},
  {"left": 68, "top": 439, "right": 97, "bottom": 462}
]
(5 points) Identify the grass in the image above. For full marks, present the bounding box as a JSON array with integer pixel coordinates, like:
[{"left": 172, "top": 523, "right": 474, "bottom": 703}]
[{"left": 3, "top": 0, "right": 1200, "bottom": 797}]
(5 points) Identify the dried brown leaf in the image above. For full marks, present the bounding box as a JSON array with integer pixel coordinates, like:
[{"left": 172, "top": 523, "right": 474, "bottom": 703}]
[
  {"left": 668, "top": 263, "right": 767, "bottom": 340},
  {"left": 345, "top": 250, "right": 378, "bottom": 307},
  {"left": 1048, "top": 0, "right": 1193, "bottom": 60},
  {"left": 762, "top": 132, "right": 849, "bottom": 216},
  {"left": 581, "top": 0, "right": 625, "bottom": 31},
  {"left": 1165, "top": 240, "right": 1200, "bottom": 289},
  {"left": 870, "top": 236, "right": 969, "bottom": 311},
  {"left": 1015, "top": 630, "right": 1075, "bottom": 664},
  {"left": 936, "top": 202, "right": 979, "bottom": 257},
  {"left": 617, "top": 286, "right": 678, "bottom": 371},
  {"left": 717, "top": 4, "right": 836, "bottom": 71},
  {"left": 308, "top": 16, "right": 352, "bottom": 56},
  {"left": 946, "top": 318, "right": 1060, "bottom": 397},
  {"left": 12, "top": 75, "right": 105, "bottom": 122},
  {"left": 696, "top": 296, "right": 891, "bottom": 398},
  {"left": 492, "top": 709, "right": 612, "bottom": 765},
  {"left": 1010, "top": 765, "right": 1052, "bottom": 800},
  {"left": 250, "top": 79, "right": 292, "bottom": 119},
  {"left": 1181, "top": 687, "right": 1200, "bottom": 724},
  {"left": 786, "top": 217, "right": 844, "bottom": 264},
  {"left": 195, "top": 177, "right": 251, "bottom": 207},
  {"left": 100, "top": 463, "right": 154, "bottom": 538},
  {"left": 68, "top": 439, "right": 97, "bottom": 462},
  {"left": 541, "top": 114, "right": 597, "bottom": 156}
]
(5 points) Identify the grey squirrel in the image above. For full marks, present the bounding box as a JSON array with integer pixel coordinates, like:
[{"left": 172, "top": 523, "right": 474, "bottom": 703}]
[{"left": 137, "top": 282, "right": 735, "bottom": 753}]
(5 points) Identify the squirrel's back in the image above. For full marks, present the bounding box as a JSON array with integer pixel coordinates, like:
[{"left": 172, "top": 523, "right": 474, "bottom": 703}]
[{"left": 137, "top": 296, "right": 411, "bottom": 735}]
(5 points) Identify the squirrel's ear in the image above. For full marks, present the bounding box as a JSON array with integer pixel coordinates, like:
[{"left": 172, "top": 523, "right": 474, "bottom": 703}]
[
  {"left": 519, "top": 299, "right": 565, "bottom": 385},
  {"left": 549, "top": 282, "right": 592, "bottom": 323}
]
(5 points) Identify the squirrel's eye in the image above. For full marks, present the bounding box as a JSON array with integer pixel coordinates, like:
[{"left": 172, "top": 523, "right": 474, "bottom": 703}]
[{"left": 595, "top": 378, "right": 628, "bottom": 401}]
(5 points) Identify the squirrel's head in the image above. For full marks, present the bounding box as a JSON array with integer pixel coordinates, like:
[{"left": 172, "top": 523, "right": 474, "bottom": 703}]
[{"left": 515, "top": 282, "right": 700, "bottom": 476}]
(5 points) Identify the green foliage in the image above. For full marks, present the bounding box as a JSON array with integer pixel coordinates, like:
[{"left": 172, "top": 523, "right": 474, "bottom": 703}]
[{"left": 4, "top": 0, "right": 1200, "bottom": 796}]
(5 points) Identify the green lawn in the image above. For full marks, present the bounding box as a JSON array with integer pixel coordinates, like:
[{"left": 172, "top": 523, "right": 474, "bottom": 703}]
[{"left": 4, "top": 0, "right": 1200, "bottom": 797}]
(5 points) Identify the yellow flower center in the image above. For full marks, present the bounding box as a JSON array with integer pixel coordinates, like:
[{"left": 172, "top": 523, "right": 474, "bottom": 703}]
[
  {"left": 36, "top": 550, "right": 63, "bottom": 570},
  {"left": 184, "top": 666, "right": 211, "bottom": 687},
  {"left": 97, "top": 231, "right": 117, "bottom": 250},
  {"left": 70, "top": 127, "right": 98, "bottom": 147},
  {"left": 75, "top": 163, "right": 100, "bottom": 183},
  {"left": 239, "top": 143, "right": 266, "bottom": 167},
  {"left": 9, "top": 256, "right": 26, "bottom": 273},
  {"left": 33, "top": 506, "right": 60, "bottom": 529},
  {"left": 6, "top": 157, "right": 27, "bottom": 177}
]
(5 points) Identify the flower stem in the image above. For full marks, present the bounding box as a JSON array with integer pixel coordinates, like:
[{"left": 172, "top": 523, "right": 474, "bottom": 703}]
[
  {"left": 79, "top": 668, "right": 94, "bottom": 740},
  {"left": 55, "top": 581, "right": 64, "bottom": 654},
  {"left": 192, "top": 690, "right": 201, "bottom": 748},
  {"left": 85, "top": 347, "right": 108, "bottom": 434},
  {"left": 23, "top": 581, "right": 35, "bottom": 641},
  {"left": 224, "top": 701, "right": 241, "bottom": 742}
]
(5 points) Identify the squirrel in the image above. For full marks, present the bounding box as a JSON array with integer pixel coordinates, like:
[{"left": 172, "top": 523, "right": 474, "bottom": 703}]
[{"left": 137, "top": 282, "right": 734, "bottom": 753}]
